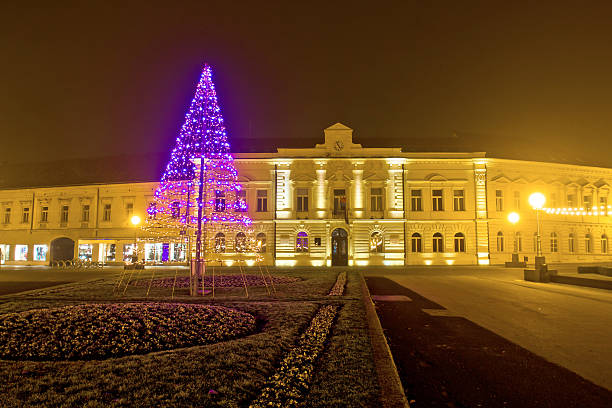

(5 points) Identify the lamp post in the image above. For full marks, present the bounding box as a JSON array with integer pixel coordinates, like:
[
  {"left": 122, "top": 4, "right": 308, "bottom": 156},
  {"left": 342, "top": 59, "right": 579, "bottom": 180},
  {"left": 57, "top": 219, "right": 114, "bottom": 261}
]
[
  {"left": 528, "top": 192, "right": 546, "bottom": 267},
  {"left": 507, "top": 211, "right": 520, "bottom": 264},
  {"left": 130, "top": 215, "right": 142, "bottom": 264}
]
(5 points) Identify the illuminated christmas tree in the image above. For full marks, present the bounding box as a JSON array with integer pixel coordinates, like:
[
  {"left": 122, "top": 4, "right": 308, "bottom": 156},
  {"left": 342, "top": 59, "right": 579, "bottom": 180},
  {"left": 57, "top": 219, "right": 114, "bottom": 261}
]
[{"left": 143, "top": 64, "right": 254, "bottom": 295}]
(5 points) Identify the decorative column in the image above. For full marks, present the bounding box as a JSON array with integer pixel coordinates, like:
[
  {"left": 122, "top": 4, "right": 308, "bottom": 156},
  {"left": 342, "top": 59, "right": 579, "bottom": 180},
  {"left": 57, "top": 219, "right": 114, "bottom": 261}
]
[
  {"left": 386, "top": 160, "right": 404, "bottom": 219},
  {"left": 275, "top": 161, "right": 292, "bottom": 219},
  {"left": 315, "top": 161, "right": 328, "bottom": 219},
  {"left": 352, "top": 161, "right": 364, "bottom": 218},
  {"left": 473, "top": 161, "right": 490, "bottom": 265}
]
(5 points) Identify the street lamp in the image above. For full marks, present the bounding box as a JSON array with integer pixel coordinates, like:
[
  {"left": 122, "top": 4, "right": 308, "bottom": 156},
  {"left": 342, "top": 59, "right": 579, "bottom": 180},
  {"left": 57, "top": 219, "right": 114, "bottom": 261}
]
[
  {"left": 507, "top": 211, "right": 520, "bottom": 250},
  {"left": 528, "top": 192, "right": 546, "bottom": 266}
]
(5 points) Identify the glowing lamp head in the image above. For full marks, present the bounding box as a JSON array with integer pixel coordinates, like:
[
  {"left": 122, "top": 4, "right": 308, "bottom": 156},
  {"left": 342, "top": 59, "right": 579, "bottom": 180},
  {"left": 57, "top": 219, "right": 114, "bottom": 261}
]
[
  {"left": 507, "top": 212, "right": 520, "bottom": 225},
  {"left": 130, "top": 215, "right": 142, "bottom": 225},
  {"left": 528, "top": 192, "right": 546, "bottom": 209}
]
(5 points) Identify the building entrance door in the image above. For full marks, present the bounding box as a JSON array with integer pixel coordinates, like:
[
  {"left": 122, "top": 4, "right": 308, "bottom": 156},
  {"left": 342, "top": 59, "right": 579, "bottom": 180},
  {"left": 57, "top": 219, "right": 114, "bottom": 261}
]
[{"left": 331, "top": 228, "right": 348, "bottom": 266}]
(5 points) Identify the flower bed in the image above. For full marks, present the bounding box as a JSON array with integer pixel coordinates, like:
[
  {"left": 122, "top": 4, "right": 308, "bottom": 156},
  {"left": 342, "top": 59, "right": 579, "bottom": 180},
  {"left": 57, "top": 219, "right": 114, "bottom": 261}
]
[
  {"left": 249, "top": 305, "right": 339, "bottom": 408},
  {"left": 328, "top": 271, "right": 347, "bottom": 296},
  {"left": 0, "top": 303, "right": 256, "bottom": 361},
  {"left": 130, "top": 275, "right": 300, "bottom": 289}
]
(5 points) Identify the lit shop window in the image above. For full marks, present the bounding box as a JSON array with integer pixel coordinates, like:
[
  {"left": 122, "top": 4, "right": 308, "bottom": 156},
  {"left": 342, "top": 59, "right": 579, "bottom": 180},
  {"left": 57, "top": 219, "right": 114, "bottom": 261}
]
[
  {"left": 123, "top": 244, "right": 137, "bottom": 262},
  {"left": 34, "top": 245, "right": 48, "bottom": 261},
  {"left": 79, "top": 244, "right": 93, "bottom": 260},
  {"left": 102, "top": 243, "right": 116, "bottom": 262},
  {"left": 256, "top": 233, "right": 266, "bottom": 253},
  {"left": 370, "top": 232, "right": 383, "bottom": 253},
  {"left": 171, "top": 243, "right": 187, "bottom": 261},
  {"left": 296, "top": 231, "right": 309, "bottom": 252},
  {"left": 145, "top": 243, "right": 163, "bottom": 262},
  {"left": 15, "top": 245, "right": 28, "bottom": 261},
  {"left": 0, "top": 244, "right": 9, "bottom": 263}
]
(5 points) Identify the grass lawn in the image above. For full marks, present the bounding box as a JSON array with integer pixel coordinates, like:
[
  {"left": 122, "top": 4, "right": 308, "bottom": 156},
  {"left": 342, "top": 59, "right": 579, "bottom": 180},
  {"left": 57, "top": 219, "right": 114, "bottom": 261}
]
[{"left": 0, "top": 267, "right": 380, "bottom": 407}]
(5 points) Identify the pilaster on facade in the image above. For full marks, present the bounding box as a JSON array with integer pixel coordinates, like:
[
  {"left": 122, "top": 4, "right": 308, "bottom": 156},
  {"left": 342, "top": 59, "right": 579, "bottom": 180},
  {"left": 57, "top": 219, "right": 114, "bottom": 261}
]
[
  {"left": 315, "top": 160, "right": 328, "bottom": 219},
  {"left": 473, "top": 160, "right": 490, "bottom": 265},
  {"left": 351, "top": 161, "right": 364, "bottom": 219},
  {"left": 275, "top": 161, "right": 292, "bottom": 219},
  {"left": 386, "top": 159, "right": 404, "bottom": 219}
]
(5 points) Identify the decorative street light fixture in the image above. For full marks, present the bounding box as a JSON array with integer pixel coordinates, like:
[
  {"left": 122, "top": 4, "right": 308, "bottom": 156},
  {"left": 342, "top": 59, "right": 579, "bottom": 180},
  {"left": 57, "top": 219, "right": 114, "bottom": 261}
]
[
  {"left": 528, "top": 192, "right": 546, "bottom": 266},
  {"left": 505, "top": 211, "right": 525, "bottom": 267}
]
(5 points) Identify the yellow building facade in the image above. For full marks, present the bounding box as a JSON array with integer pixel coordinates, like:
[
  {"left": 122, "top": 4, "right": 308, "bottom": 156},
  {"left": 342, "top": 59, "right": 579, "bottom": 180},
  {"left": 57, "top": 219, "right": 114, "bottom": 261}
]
[{"left": 2, "top": 123, "right": 612, "bottom": 266}]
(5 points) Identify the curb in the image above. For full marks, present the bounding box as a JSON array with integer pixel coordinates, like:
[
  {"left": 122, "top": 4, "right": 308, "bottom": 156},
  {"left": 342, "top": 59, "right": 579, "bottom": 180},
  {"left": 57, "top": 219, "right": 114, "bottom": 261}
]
[{"left": 359, "top": 272, "right": 410, "bottom": 408}]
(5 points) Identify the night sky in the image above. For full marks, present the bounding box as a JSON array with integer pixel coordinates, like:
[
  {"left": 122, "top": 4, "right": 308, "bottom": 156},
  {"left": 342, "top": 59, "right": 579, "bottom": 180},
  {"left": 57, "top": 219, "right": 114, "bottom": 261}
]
[{"left": 2, "top": 2, "right": 612, "bottom": 165}]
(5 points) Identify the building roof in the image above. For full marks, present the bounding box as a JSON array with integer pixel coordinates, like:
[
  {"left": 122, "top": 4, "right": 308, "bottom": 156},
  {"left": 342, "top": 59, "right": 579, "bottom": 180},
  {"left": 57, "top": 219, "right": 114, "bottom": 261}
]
[{"left": 1, "top": 132, "right": 610, "bottom": 189}]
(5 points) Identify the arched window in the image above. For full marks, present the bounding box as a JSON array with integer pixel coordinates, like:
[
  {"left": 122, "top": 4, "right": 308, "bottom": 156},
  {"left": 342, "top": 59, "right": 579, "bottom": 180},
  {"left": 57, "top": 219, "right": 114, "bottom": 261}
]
[
  {"left": 454, "top": 233, "right": 465, "bottom": 252},
  {"left": 585, "top": 233, "right": 592, "bottom": 253},
  {"left": 256, "top": 232, "right": 266, "bottom": 253},
  {"left": 370, "top": 232, "right": 383, "bottom": 253},
  {"left": 496, "top": 231, "right": 504, "bottom": 252},
  {"left": 214, "top": 233, "right": 226, "bottom": 253},
  {"left": 601, "top": 234, "right": 608, "bottom": 254},
  {"left": 550, "top": 232, "right": 558, "bottom": 253},
  {"left": 433, "top": 232, "right": 444, "bottom": 253},
  {"left": 568, "top": 233, "right": 575, "bottom": 253},
  {"left": 515, "top": 232, "right": 523, "bottom": 252},
  {"left": 235, "top": 232, "right": 247, "bottom": 253},
  {"left": 411, "top": 233, "right": 422, "bottom": 253},
  {"left": 296, "top": 231, "right": 309, "bottom": 252}
]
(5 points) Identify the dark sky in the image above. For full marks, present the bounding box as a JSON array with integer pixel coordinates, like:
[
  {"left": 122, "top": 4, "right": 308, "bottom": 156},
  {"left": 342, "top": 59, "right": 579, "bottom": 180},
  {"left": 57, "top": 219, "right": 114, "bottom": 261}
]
[{"left": 2, "top": 1, "right": 612, "bottom": 165}]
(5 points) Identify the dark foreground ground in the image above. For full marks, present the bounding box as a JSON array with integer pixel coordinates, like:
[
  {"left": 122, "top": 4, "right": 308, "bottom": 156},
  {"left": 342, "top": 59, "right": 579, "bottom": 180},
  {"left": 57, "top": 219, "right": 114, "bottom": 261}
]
[
  {"left": 0, "top": 281, "right": 72, "bottom": 296},
  {"left": 366, "top": 276, "right": 612, "bottom": 408}
]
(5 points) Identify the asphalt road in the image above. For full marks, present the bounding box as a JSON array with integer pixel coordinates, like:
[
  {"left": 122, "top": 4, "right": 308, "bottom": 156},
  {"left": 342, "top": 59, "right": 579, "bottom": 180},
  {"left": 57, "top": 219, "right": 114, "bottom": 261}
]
[{"left": 365, "top": 266, "right": 612, "bottom": 391}]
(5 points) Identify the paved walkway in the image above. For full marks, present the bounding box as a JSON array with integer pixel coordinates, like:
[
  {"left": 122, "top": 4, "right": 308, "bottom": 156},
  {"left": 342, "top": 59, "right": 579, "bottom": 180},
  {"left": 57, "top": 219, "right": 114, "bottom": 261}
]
[{"left": 366, "top": 266, "right": 612, "bottom": 407}]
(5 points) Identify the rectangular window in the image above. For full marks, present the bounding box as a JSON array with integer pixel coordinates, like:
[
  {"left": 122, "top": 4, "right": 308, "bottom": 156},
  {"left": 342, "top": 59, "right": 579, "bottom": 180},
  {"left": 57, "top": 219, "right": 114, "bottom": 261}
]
[
  {"left": 495, "top": 190, "right": 504, "bottom": 212},
  {"left": 583, "top": 195, "right": 593, "bottom": 210},
  {"left": 236, "top": 190, "right": 247, "bottom": 212},
  {"left": 61, "top": 205, "right": 69, "bottom": 223},
  {"left": 126, "top": 203, "right": 133, "bottom": 218},
  {"left": 22, "top": 207, "right": 30, "bottom": 224},
  {"left": 296, "top": 188, "right": 309, "bottom": 212},
  {"left": 41, "top": 206, "right": 48, "bottom": 222},
  {"left": 82, "top": 205, "right": 90, "bottom": 222},
  {"left": 34, "top": 244, "right": 48, "bottom": 261},
  {"left": 15, "top": 245, "right": 28, "bottom": 261},
  {"left": 411, "top": 190, "right": 422, "bottom": 211},
  {"left": 103, "top": 204, "right": 111, "bottom": 221},
  {"left": 513, "top": 191, "right": 521, "bottom": 210},
  {"left": 333, "top": 189, "right": 347, "bottom": 216},
  {"left": 567, "top": 194, "right": 576, "bottom": 208},
  {"left": 3, "top": 208, "right": 10, "bottom": 224},
  {"left": 453, "top": 190, "right": 465, "bottom": 211},
  {"left": 256, "top": 190, "right": 268, "bottom": 212},
  {"left": 432, "top": 189, "right": 443, "bottom": 211},
  {"left": 370, "top": 188, "right": 383, "bottom": 212},
  {"left": 214, "top": 191, "right": 226, "bottom": 212},
  {"left": 600, "top": 196, "right": 608, "bottom": 216}
]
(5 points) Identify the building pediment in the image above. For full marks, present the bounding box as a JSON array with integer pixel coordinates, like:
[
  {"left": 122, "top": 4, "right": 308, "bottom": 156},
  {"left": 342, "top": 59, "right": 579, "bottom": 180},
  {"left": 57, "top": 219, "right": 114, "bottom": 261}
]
[{"left": 490, "top": 175, "right": 512, "bottom": 183}]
